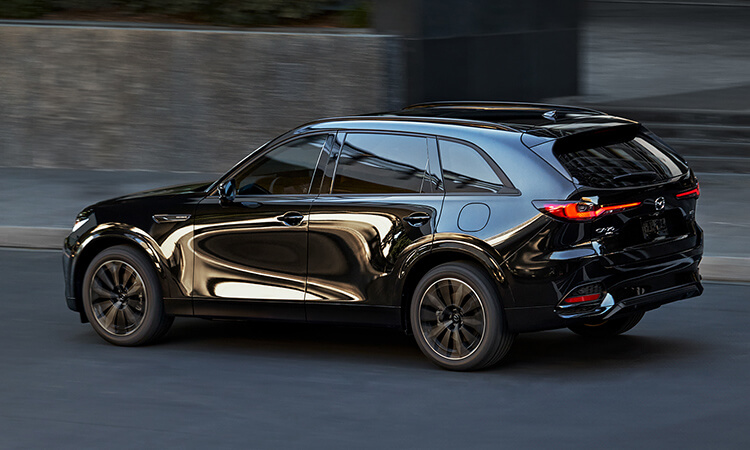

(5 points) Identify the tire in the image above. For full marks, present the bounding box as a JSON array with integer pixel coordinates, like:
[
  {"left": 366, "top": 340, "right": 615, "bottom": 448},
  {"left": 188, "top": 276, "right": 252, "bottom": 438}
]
[
  {"left": 410, "top": 262, "right": 515, "bottom": 371},
  {"left": 82, "top": 245, "right": 174, "bottom": 346},
  {"left": 567, "top": 311, "right": 645, "bottom": 338}
]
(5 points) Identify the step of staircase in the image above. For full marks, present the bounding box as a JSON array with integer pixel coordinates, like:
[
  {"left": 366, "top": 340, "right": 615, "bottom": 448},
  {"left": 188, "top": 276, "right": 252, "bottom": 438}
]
[{"left": 585, "top": 105, "right": 750, "bottom": 174}]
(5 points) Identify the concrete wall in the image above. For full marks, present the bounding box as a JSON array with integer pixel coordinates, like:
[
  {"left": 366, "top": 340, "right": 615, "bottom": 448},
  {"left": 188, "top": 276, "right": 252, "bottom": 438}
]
[{"left": 0, "top": 24, "right": 403, "bottom": 172}]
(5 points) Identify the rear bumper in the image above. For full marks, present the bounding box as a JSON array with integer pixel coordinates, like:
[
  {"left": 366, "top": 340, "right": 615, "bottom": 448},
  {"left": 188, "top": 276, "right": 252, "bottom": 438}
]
[
  {"left": 505, "top": 237, "right": 703, "bottom": 333},
  {"left": 602, "top": 280, "right": 702, "bottom": 321},
  {"left": 506, "top": 276, "right": 702, "bottom": 333}
]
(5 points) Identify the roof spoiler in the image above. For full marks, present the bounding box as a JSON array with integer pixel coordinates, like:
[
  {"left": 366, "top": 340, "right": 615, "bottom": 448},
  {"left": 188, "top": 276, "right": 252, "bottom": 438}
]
[{"left": 553, "top": 123, "right": 640, "bottom": 154}]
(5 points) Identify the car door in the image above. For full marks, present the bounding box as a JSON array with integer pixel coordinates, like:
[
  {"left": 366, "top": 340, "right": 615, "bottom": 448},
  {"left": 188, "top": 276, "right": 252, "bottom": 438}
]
[
  {"left": 305, "top": 131, "right": 444, "bottom": 325},
  {"left": 192, "top": 133, "right": 331, "bottom": 320}
]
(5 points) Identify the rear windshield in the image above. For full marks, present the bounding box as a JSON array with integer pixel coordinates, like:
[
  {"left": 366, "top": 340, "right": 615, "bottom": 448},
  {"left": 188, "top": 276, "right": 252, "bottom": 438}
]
[{"left": 553, "top": 131, "right": 688, "bottom": 188}]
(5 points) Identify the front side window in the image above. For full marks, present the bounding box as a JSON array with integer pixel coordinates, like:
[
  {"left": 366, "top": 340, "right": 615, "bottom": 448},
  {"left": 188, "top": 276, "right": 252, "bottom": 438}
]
[
  {"left": 331, "top": 133, "right": 429, "bottom": 194},
  {"left": 235, "top": 134, "right": 327, "bottom": 195},
  {"left": 438, "top": 140, "right": 505, "bottom": 194}
]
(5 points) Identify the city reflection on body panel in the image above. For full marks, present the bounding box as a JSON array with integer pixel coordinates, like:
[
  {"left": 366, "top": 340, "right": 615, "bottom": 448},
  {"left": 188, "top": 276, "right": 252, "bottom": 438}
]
[
  {"left": 305, "top": 131, "right": 442, "bottom": 310},
  {"left": 306, "top": 197, "right": 442, "bottom": 306},
  {"left": 192, "top": 195, "right": 312, "bottom": 303},
  {"left": 190, "top": 134, "right": 328, "bottom": 319}
]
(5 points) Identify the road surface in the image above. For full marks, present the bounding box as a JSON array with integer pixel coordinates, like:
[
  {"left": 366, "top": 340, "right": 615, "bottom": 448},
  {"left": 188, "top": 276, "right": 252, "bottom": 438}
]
[{"left": 0, "top": 248, "right": 748, "bottom": 449}]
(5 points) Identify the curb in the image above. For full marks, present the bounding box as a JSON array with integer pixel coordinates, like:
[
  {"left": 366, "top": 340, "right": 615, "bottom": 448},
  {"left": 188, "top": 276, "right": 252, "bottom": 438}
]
[
  {"left": 1, "top": 226, "right": 747, "bottom": 283},
  {"left": 0, "top": 226, "right": 69, "bottom": 250},
  {"left": 697, "top": 257, "right": 750, "bottom": 283}
]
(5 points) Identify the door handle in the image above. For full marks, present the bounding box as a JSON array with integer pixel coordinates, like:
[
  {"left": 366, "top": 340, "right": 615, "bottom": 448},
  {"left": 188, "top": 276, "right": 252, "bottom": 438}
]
[
  {"left": 403, "top": 212, "right": 431, "bottom": 227},
  {"left": 277, "top": 211, "right": 304, "bottom": 226}
]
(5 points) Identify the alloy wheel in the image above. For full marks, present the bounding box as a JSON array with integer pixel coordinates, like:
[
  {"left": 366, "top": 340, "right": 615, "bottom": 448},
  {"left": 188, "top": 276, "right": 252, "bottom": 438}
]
[
  {"left": 89, "top": 260, "right": 147, "bottom": 336},
  {"left": 418, "top": 278, "right": 486, "bottom": 360}
]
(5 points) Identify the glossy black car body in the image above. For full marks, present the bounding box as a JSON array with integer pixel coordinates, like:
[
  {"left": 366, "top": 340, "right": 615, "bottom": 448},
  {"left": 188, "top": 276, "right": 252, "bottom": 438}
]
[{"left": 63, "top": 102, "right": 703, "bottom": 370}]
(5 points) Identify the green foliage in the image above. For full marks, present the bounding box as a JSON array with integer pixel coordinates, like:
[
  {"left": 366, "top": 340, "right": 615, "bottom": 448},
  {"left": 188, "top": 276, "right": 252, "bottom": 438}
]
[
  {"left": 0, "top": 0, "right": 51, "bottom": 19},
  {"left": 341, "top": 1, "right": 370, "bottom": 28},
  {"left": 197, "top": 0, "right": 337, "bottom": 26},
  {"left": 0, "top": 0, "right": 360, "bottom": 26}
]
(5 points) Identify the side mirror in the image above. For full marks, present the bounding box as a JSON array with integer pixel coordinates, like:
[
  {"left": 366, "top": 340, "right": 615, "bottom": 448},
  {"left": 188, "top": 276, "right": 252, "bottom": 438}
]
[{"left": 219, "top": 179, "right": 236, "bottom": 206}]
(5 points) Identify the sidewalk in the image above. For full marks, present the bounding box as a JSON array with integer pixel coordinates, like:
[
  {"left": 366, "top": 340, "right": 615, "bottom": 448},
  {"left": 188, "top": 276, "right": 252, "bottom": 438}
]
[{"left": 0, "top": 167, "right": 747, "bottom": 283}]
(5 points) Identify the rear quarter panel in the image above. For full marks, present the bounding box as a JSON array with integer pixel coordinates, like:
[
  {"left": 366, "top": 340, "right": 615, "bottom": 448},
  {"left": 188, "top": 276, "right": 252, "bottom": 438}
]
[{"left": 432, "top": 130, "right": 577, "bottom": 309}]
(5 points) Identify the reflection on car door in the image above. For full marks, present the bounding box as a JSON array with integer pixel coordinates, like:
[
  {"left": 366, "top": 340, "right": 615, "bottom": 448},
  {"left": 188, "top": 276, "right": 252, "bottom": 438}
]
[
  {"left": 192, "top": 134, "right": 330, "bottom": 320},
  {"left": 306, "top": 132, "right": 444, "bottom": 325}
]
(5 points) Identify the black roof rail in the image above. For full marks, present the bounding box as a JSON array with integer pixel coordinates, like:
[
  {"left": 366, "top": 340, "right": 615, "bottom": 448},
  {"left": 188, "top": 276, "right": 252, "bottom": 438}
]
[
  {"left": 392, "top": 101, "right": 609, "bottom": 127},
  {"left": 401, "top": 101, "right": 604, "bottom": 116},
  {"left": 292, "top": 114, "right": 522, "bottom": 134}
]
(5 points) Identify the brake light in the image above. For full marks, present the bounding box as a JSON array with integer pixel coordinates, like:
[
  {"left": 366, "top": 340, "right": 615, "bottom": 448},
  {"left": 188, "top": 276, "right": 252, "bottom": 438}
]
[
  {"left": 676, "top": 183, "right": 700, "bottom": 199},
  {"left": 533, "top": 200, "right": 641, "bottom": 222}
]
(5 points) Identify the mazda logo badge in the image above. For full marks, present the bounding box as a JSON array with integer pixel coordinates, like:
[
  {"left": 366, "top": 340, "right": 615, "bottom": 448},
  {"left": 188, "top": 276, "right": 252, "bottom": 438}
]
[{"left": 655, "top": 197, "right": 665, "bottom": 211}]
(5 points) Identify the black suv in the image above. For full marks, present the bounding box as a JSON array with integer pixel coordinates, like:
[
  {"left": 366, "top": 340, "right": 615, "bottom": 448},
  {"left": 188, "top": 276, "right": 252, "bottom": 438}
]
[{"left": 63, "top": 102, "right": 703, "bottom": 370}]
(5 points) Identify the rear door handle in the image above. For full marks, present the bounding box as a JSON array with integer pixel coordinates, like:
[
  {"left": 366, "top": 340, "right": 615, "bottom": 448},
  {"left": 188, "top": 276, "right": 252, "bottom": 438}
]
[
  {"left": 277, "top": 211, "right": 304, "bottom": 226},
  {"left": 403, "top": 212, "right": 431, "bottom": 227}
]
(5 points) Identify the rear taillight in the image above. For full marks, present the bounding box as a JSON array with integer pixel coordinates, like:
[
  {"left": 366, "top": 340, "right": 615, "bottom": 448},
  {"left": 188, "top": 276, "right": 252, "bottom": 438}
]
[
  {"left": 676, "top": 183, "right": 700, "bottom": 199},
  {"left": 532, "top": 200, "right": 641, "bottom": 222}
]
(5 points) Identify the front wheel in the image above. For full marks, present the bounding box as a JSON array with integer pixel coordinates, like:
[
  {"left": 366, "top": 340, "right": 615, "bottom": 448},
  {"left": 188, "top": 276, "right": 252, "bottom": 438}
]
[
  {"left": 410, "top": 262, "right": 515, "bottom": 371},
  {"left": 82, "top": 245, "right": 173, "bottom": 346},
  {"left": 567, "top": 311, "right": 645, "bottom": 338}
]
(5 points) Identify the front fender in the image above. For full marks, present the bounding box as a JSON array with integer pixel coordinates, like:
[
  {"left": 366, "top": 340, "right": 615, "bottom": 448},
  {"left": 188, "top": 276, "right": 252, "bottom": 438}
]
[
  {"left": 68, "top": 223, "right": 174, "bottom": 308},
  {"left": 76, "top": 223, "right": 167, "bottom": 273}
]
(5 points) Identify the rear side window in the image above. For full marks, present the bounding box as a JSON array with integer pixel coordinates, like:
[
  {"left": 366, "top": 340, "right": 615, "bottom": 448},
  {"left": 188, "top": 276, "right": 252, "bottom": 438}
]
[
  {"left": 331, "top": 133, "right": 429, "bottom": 194},
  {"left": 554, "top": 133, "right": 688, "bottom": 188},
  {"left": 438, "top": 139, "right": 505, "bottom": 194}
]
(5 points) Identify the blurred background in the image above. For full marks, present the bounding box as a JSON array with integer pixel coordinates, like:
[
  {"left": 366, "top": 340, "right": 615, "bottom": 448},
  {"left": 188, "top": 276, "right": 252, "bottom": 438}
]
[
  {"left": 0, "top": 1, "right": 749, "bottom": 447},
  {"left": 1, "top": 0, "right": 748, "bottom": 262},
  {"left": 1, "top": 0, "right": 748, "bottom": 172}
]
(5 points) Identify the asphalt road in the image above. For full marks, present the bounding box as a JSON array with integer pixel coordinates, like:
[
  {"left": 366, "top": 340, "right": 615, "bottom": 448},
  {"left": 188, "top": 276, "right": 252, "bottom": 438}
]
[{"left": 1, "top": 249, "right": 748, "bottom": 449}]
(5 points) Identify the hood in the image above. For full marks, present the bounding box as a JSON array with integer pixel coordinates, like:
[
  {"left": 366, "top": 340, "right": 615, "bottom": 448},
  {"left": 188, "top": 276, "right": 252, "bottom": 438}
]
[{"left": 100, "top": 181, "right": 212, "bottom": 204}]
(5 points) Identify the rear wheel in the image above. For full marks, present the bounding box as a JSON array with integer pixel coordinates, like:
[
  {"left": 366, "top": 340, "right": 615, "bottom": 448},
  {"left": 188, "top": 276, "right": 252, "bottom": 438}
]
[
  {"left": 410, "top": 262, "right": 515, "bottom": 371},
  {"left": 567, "top": 311, "right": 645, "bottom": 337},
  {"left": 82, "top": 245, "right": 173, "bottom": 346}
]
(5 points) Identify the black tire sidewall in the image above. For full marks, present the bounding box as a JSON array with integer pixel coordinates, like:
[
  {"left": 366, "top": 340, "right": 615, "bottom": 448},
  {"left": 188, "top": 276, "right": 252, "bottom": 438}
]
[
  {"left": 82, "top": 245, "right": 166, "bottom": 346},
  {"left": 410, "top": 262, "right": 509, "bottom": 371}
]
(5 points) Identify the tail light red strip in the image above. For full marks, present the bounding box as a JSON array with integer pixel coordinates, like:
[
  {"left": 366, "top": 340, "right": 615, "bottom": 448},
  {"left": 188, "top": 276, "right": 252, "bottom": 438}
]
[
  {"left": 533, "top": 200, "right": 642, "bottom": 222},
  {"left": 676, "top": 183, "right": 700, "bottom": 199}
]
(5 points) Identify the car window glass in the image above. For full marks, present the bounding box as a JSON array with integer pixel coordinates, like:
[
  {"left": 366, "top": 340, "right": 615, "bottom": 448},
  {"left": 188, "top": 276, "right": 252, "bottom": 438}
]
[
  {"left": 439, "top": 140, "right": 505, "bottom": 194},
  {"left": 235, "top": 135, "right": 327, "bottom": 195},
  {"left": 332, "top": 133, "right": 428, "bottom": 194},
  {"left": 554, "top": 133, "right": 688, "bottom": 188}
]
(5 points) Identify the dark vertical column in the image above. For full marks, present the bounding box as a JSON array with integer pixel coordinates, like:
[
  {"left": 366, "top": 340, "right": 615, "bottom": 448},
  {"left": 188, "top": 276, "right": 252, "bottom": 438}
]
[{"left": 374, "top": 0, "right": 581, "bottom": 105}]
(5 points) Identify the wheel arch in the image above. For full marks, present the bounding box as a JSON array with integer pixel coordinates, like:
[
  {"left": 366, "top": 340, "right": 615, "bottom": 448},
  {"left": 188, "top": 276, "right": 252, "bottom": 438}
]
[
  {"left": 72, "top": 225, "right": 169, "bottom": 315},
  {"left": 398, "top": 238, "right": 513, "bottom": 332}
]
